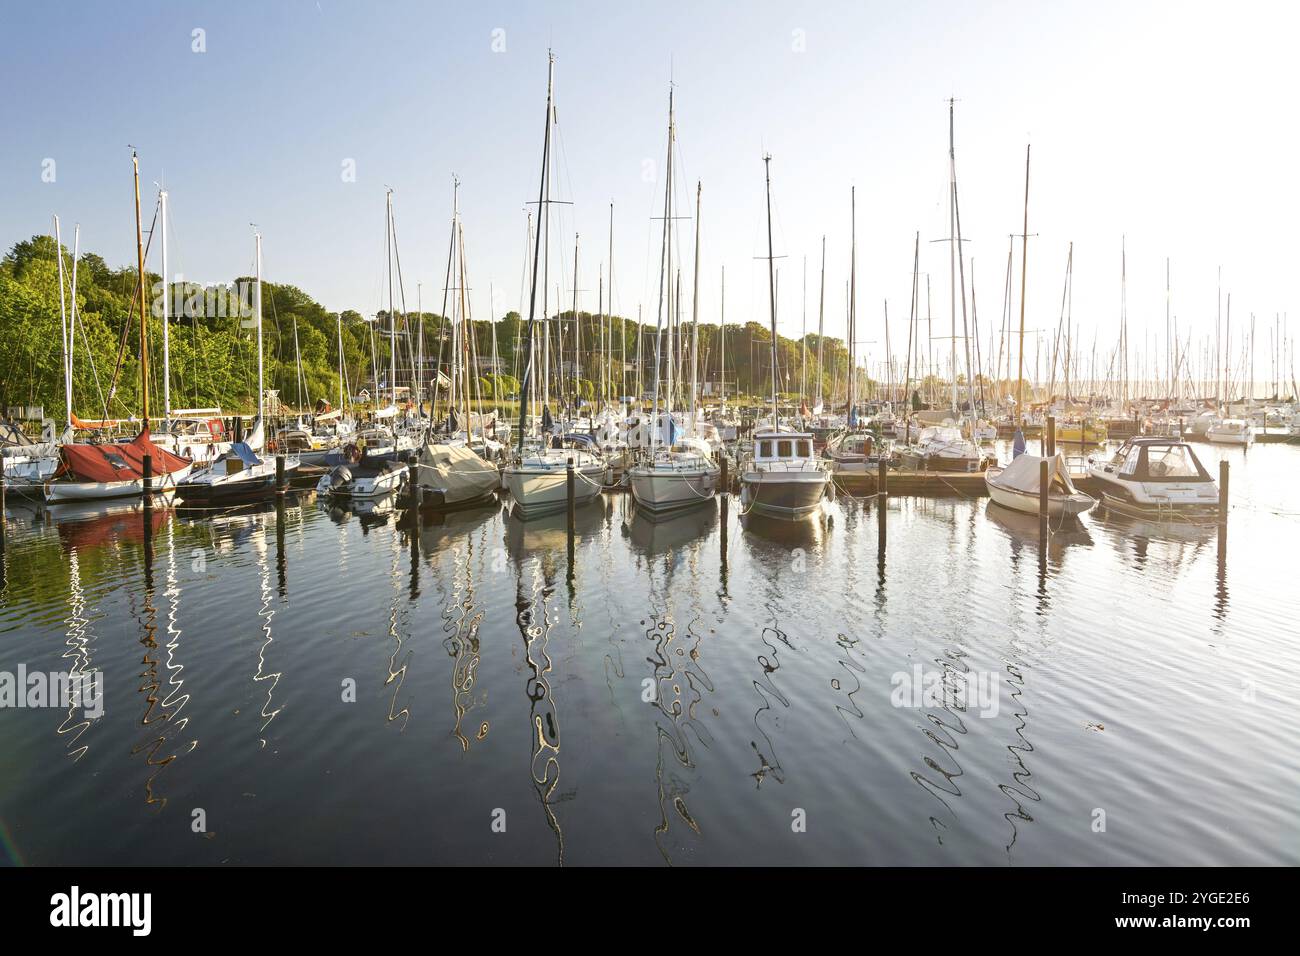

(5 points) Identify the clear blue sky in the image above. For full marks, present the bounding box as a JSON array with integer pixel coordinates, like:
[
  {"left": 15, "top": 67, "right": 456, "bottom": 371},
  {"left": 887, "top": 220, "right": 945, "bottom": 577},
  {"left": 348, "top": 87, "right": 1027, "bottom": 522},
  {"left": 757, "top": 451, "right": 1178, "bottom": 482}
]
[{"left": 2, "top": 0, "right": 1296, "bottom": 383}]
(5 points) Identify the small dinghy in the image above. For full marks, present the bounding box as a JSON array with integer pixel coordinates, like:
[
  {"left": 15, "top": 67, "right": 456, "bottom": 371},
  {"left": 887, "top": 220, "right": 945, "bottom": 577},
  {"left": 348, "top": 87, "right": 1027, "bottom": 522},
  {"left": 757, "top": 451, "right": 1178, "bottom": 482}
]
[{"left": 985, "top": 452, "right": 1096, "bottom": 517}]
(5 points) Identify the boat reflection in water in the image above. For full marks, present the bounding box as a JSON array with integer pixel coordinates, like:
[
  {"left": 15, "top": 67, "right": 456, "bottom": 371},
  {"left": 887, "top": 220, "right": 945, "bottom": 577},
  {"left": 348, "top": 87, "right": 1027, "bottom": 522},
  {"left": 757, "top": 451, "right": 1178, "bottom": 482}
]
[
  {"left": 623, "top": 497, "right": 718, "bottom": 559},
  {"left": 741, "top": 505, "right": 830, "bottom": 555},
  {"left": 983, "top": 499, "right": 1094, "bottom": 565},
  {"left": 504, "top": 496, "right": 604, "bottom": 559}
]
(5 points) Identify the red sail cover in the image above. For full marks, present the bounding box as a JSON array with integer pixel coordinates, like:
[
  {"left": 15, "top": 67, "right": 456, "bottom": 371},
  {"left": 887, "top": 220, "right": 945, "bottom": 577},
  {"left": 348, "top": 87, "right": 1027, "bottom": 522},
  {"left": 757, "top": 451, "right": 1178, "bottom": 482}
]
[{"left": 55, "top": 429, "right": 191, "bottom": 482}]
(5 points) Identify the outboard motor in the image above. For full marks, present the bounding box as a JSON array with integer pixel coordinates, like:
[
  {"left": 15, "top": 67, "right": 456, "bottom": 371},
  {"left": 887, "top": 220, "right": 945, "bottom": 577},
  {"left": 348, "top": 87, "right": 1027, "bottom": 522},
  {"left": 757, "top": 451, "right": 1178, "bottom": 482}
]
[{"left": 329, "top": 465, "right": 353, "bottom": 490}]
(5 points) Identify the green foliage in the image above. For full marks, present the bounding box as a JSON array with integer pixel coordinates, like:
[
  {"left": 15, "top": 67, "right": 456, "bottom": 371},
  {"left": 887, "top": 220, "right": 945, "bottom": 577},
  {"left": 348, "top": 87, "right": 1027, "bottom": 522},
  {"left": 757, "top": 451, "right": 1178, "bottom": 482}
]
[{"left": 0, "top": 233, "right": 862, "bottom": 421}]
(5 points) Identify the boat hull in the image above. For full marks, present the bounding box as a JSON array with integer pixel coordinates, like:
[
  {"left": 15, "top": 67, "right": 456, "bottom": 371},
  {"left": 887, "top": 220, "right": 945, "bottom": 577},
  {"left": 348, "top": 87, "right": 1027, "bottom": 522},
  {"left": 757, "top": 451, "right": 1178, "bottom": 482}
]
[
  {"left": 740, "top": 472, "right": 828, "bottom": 518},
  {"left": 985, "top": 478, "right": 1095, "bottom": 517},
  {"left": 503, "top": 465, "right": 604, "bottom": 517},
  {"left": 628, "top": 467, "right": 718, "bottom": 514},
  {"left": 44, "top": 465, "right": 193, "bottom": 503}
]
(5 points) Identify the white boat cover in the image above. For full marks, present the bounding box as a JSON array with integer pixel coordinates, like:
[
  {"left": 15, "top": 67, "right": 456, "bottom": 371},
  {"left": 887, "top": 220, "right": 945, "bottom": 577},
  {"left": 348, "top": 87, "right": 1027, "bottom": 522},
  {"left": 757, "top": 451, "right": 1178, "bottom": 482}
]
[
  {"left": 995, "top": 452, "right": 1079, "bottom": 495},
  {"left": 418, "top": 442, "right": 498, "bottom": 500}
]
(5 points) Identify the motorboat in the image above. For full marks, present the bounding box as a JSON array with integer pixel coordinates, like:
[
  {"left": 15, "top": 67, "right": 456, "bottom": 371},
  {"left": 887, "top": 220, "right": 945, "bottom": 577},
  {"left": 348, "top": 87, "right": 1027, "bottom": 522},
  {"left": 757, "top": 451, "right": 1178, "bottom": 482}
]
[
  {"left": 175, "top": 441, "right": 298, "bottom": 504},
  {"left": 1056, "top": 419, "right": 1108, "bottom": 444},
  {"left": 1086, "top": 437, "right": 1219, "bottom": 520},
  {"left": 628, "top": 441, "right": 719, "bottom": 515},
  {"left": 985, "top": 452, "right": 1096, "bottom": 517},
  {"left": 825, "top": 430, "right": 885, "bottom": 486},
  {"left": 415, "top": 441, "right": 500, "bottom": 510},
  {"left": 1206, "top": 418, "right": 1255, "bottom": 446},
  {"left": 315, "top": 451, "right": 407, "bottom": 499},
  {"left": 502, "top": 434, "right": 605, "bottom": 518},
  {"left": 155, "top": 414, "right": 232, "bottom": 465},
  {"left": 898, "top": 425, "right": 983, "bottom": 472},
  {"left": 739, "top": 426, "right": 831, "bottom": 519}
]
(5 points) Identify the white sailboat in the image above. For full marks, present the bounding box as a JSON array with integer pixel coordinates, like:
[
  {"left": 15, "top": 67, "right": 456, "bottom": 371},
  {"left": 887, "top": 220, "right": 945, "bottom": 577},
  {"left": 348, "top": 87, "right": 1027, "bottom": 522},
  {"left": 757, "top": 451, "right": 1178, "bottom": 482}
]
[
  {"left": 502, "top": 54, "right": 606, "bottom": 518},
  {"left": 629, "top": 94, "right": 718, "bottom": 514},
  {"left": 739, "top": 155, "right": 830, "bottom": 519},
  {"left": 177, "top": 231, "right": 298, "bottom": 502}
]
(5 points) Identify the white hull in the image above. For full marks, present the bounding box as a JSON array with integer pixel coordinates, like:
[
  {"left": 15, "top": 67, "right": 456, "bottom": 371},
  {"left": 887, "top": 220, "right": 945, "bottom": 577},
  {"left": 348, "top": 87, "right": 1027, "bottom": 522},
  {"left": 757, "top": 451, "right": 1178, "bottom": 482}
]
[
  {"left": 629, "top": 466, "right": 718, "bottom": 513},
  {"left": 503, "top": 465, "right": 603, "bottom": 517},
  {"left": 316, "top": 469, "right": 405, "bottom": 499},
  {"left": 44, "top": 465, "right": 193, "bottom": 503},
  {"left": 986, "top": 479, "right": 1094, "bottom": 517},
  {"left": 1206, "top": 431, "right": 1254, "bottom": 445}
]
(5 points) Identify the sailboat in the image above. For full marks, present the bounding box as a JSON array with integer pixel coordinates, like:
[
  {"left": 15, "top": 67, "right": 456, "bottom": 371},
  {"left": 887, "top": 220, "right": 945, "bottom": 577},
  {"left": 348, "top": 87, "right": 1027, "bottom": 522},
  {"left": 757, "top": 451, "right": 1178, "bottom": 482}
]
[
  {"left": 985, "top": 452, "right": 1095, "bottom": 517},
  {"left": 44, "top": 152, "right": 194, "bottom": 503},
  {"left": 900, "top": 101, "right": 982, "bottom": 472},
  {"left": 5, "top": 217, "right": 80, "bottom": 492},
  {"left": 628, "top": 94, "right": 718, "bottom": 515},
  {"left": 177, "top": 231, "right": 299, "bottom": 502},
  {"left": 739, "top": 155, "right": 831, "bottom": 518},
  {"left": 501, "top": 54, "right": 606, "bottom": 518},
  {"left": 415, "top": 182, "right": 501, "bottom": 511}
]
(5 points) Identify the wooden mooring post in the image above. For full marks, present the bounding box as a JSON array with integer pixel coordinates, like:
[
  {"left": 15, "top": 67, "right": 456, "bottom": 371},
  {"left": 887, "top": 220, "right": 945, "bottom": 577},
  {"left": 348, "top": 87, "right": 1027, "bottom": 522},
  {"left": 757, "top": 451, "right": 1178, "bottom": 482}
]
[
  {"left": 566, "top": 458, "right": 576, "bottom": 535},
  {"left": 1038, "top": 457, "right": 1050, "bottom": 537},
  {"left": 1219, "top": 459, "right": 1229, "bottom": 526},
  {"left": 1045, "top": 415, "right": 1056, "bottom": 457}
]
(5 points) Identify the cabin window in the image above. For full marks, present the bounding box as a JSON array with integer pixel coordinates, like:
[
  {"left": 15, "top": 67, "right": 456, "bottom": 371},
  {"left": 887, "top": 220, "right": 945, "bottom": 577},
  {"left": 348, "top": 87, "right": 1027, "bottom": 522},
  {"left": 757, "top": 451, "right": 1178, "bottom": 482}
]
[
  {"left": 777, "top": 440, "right": 793, "bottom": 458},
  {"left": 1147, "top": 445, "right": 1200, "bottom": 478},
  {"left": 796, "top": 440, "right": 811, "bottom": 457},
  {"left": 759, "top": 440, "right": 772, "bottom": 457}
]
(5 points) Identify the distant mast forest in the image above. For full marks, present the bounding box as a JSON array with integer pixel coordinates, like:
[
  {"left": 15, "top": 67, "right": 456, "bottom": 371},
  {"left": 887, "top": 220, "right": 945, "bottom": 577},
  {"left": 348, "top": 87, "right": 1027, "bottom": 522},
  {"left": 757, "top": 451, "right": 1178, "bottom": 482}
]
[{"left": 0, "top": 234, "right": 886, "bottom": 422}]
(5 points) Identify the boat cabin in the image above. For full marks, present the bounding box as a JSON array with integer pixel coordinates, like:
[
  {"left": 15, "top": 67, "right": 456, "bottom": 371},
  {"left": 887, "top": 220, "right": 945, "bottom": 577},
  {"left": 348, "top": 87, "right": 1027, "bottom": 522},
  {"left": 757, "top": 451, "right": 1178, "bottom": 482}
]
[
  {"left": 1096, "top": 438, "right": 1212, "bottom": 483},
  {"left": 754, "top": 430, "right": 814, "bottom": 463}
]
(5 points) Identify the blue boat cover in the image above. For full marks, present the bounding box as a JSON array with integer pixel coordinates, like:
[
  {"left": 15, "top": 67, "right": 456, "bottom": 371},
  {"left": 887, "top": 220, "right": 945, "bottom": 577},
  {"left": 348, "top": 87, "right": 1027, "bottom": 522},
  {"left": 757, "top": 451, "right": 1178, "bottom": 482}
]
[{"left": 231, "top": 442, "right": 261, "bottom": 466}]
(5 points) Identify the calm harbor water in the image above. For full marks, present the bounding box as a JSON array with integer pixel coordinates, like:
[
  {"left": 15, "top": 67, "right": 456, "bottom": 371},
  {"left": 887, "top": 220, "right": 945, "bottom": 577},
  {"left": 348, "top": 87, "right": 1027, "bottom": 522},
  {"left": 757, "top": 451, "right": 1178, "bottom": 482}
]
[{"left": 1, "top": 440, "right": 1297, "bottom": 866}]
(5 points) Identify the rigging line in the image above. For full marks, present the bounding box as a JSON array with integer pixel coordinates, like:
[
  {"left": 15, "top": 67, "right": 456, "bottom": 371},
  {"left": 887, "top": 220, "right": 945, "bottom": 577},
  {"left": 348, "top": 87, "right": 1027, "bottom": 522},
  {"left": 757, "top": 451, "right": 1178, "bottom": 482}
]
[{"left": 102, "top": 196, "right": 162, "bottom": 421}]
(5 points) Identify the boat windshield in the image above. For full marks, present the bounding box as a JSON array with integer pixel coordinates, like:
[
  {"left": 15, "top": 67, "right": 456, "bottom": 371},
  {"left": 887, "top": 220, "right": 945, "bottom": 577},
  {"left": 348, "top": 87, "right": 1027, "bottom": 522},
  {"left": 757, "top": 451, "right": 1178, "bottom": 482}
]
[{"left": 1145, "top": 444, "right": 1202, "bottom": 479}]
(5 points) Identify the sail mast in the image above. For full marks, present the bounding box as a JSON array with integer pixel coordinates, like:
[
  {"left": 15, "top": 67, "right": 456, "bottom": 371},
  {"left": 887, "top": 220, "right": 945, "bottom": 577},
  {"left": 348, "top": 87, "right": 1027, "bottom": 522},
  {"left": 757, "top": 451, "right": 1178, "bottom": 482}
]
[
  {"left": 515, "top": 53, "right": 554, "bottom": 455},
  {"left": 816, "top": 237, "right": 825, "bottom": 412},
  {"left": 763, "top": 154, "right": 779, "bottom": 426},
  {"left": 54, "top": 216, "right": 72, "bottom": 430},
  {"left": 1015, "top": 144, "right": 1030, "bottom": 425},
  {"left": 160, "top": 188, "right": 170, "bottom": 420},
  {"left": 132, "top": 150, "right": 151, "bottom": 426},
  {"left": 690, "top": 181, "right": 701, "bottom": 434},
  {"left": 255, "top": 230, "right": 263, "bottom": 423}
]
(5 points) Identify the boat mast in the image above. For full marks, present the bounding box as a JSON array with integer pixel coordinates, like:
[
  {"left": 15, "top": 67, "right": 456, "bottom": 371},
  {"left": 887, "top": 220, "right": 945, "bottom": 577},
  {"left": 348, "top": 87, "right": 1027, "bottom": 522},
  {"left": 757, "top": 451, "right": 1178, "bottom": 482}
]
[
  {"left": 515, "top": 53, "right": 554, "bottom": 455},
  {"left": 1015, "top": 145, "right": 1030, "bottom": 425},
  {"left": 54, "top": 215, "right": 72, "bottom": 431},
  {"left": 719, "top": 266, "right": 727, "bottom": 407},
  {"left": 386, "top": 188, "right": 397, "bottom": 410},
  {"left": 255, "top": 229, "right": 263, "bottom": 423},
  {"left": 337, "top": 312, "right": 344, "bottom": 411},
  {"left": 763, "top": 154, "right": 779, "bottom": 427},
  {"left": 816, "top": 236, "right": 825, "bottom": 412},
  {"left": 571, "top": 232, "right": 580, "bottom": 413},
  {"left": 132, "top": 150, "right": 151, "bottom": 427},
  {"left": 849, "top": 186, "right": 857, "bottom": 423},
  {"left": 649, "top": 86, "right": 675, "bottom": 454},
  {"left": 690, "top": 181, "right": 701, "bottom": 434},
  {"left": 160, "top": 188, "right": 170, "bottom": 420},
  {"left": 948, "top": 102, "right": 958, "bottom": 415}
]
